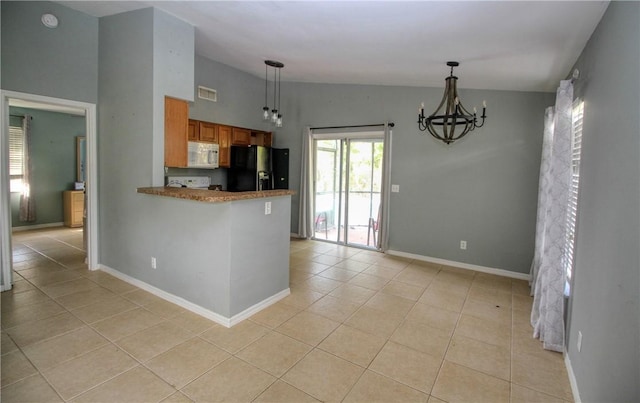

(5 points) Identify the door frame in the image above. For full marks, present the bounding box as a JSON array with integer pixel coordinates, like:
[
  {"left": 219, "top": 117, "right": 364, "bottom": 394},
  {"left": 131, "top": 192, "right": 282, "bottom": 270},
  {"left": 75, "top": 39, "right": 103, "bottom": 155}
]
[{"left": 0, "top": 90, "right": 99, "bottom": 291}]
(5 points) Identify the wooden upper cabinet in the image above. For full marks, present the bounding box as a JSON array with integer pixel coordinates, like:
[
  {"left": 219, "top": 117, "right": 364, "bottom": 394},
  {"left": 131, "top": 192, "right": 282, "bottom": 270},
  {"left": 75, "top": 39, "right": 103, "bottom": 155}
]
[
  {"left": 165, "top": 97, "right": 188, "bottom": 168},
  {"left": 250, "top": 131, "right": 272, "bottom": 147},
  {"left": 167, "top": 112, "right": 273, "bottom": 169},
  {"left": 198, "top": 121, "right": 218, "bottom": 143},
  {"left": 218, "top": 125, "right": 232, "bottom": 168},
  {"left": 188, "top": 119, "right": 198, "bottom": 141},
  {"left": 231, "top": 127, "right": 251, "bottom": 146}
]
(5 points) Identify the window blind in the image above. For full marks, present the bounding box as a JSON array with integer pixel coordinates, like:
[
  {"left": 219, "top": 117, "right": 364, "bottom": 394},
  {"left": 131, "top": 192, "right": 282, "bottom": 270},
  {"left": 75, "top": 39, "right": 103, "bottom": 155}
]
[
  {"left": 9, "top": 125, "right": 25, "bottom": 192},
  {"left": 564, "top": 100, "right": 584, "bottom": 295},
  {"left": 9, "top": 125, "right": 24, "bottom": 176}
]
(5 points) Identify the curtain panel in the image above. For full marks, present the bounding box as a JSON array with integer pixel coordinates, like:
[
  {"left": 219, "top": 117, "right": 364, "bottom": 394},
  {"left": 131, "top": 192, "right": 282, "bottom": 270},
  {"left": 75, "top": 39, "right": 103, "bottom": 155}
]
[
  {"left": 530, "top": 80, "right": 574, "bottom": 352},
  {"left": 298, "top": 127, "right": 314, "bottom": 238},
  {"left": 377, "top": 122, "right": 393, "bottom": 251},
  {"left": 19, "top": 114, "right": 35, "bottom": 222}
]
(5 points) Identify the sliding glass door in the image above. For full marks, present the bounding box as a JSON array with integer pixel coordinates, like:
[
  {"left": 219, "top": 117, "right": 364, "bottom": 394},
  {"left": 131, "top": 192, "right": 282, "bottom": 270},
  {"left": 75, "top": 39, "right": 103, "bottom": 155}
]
[{"left": 313, "top": 135, "right": 384, "bottom": 249}]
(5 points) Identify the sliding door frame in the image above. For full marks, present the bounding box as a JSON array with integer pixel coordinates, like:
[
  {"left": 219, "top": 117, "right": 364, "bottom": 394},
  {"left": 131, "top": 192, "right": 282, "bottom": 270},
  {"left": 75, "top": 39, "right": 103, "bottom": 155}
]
[{"left": 311, "top": 127, "right": 387, "bottom": 249}]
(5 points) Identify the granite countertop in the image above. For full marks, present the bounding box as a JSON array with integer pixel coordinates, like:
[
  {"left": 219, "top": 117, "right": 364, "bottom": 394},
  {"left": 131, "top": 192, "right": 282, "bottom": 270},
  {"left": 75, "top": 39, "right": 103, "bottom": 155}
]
[{"left": 137, "top": 187, "right": 295, "bottom": 203}]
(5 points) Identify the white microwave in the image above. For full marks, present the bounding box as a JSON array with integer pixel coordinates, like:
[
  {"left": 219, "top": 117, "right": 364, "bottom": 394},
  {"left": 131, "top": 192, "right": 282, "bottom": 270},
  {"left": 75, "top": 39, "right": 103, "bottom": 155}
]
[{"left": 188, "top": 142, "right": 219, "bottom": 169}]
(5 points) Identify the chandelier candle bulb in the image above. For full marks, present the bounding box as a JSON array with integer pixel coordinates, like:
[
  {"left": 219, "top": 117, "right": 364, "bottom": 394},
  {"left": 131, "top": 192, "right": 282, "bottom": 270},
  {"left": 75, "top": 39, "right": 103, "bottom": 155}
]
[{"left": 483, "top": 100, "right": 487, "bottom": 108}]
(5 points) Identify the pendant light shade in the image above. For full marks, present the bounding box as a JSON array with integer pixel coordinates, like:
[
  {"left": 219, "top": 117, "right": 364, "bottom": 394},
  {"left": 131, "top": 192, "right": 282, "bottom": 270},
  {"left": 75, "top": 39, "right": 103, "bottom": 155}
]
[
  {"left": 418, "top": 61, "right": 487, "bottom": 144},
  {"left": 262, "top": 60, "right": 284, "bottom": 127}
]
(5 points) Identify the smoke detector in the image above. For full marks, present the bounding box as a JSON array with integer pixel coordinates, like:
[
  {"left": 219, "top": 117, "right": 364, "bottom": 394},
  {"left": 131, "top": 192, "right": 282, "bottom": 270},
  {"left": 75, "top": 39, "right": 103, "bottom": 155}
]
[{"left": 41, "top": 13, "right": 59, "bottom": 28}]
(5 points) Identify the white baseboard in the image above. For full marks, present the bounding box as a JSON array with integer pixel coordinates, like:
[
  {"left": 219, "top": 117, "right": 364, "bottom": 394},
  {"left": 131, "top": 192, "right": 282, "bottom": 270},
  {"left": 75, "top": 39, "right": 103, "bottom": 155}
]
[
  {"left": 228, "top": 288, "right": 291, "bottom": 327},
  {"left": 385, "top": 249, "right": 531, "bottom": 281},
  {"left": 564, "top": 350, "right": 581, "bottom": 402},
  {"left": 98, "top": 264, "right": 289, "bottom": 328},
  {"left": 12, "top": 222, "right": 65, "bottom": 232}
]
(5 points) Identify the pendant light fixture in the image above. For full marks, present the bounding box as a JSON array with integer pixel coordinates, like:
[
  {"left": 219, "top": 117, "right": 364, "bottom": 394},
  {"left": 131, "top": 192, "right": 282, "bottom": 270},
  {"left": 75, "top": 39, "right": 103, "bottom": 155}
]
[
  {"left": 418, "top": 61, "right": 487, "bottom": 144},
  {"left": 262, "top": 60, "right": 284, "bottom": 128}
]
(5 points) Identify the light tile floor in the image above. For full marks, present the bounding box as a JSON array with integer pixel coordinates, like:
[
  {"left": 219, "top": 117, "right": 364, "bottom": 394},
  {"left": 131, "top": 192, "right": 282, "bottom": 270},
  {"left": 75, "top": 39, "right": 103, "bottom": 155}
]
[{"left": 1, "top": 227, "right": 574, "bottom": 402}]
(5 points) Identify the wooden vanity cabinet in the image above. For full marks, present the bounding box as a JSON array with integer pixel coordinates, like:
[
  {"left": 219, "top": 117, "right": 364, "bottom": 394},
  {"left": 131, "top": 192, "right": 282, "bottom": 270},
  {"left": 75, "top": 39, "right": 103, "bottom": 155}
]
[{"left": 165, "top": 97, "right": 189, "bottom": 167}]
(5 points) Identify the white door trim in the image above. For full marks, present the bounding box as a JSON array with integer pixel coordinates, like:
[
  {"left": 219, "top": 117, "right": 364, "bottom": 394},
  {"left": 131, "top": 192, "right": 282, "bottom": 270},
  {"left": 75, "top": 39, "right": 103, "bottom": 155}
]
[{"left": 0, "top": 90, "right": 99, "bottom": 290}]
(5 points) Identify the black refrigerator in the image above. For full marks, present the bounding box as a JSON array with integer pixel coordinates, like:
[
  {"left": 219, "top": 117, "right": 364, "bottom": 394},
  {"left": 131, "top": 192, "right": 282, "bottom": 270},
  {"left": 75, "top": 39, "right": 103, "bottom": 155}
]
[{"left": 227, "top": 146, "right": 289, "bottom": 191}]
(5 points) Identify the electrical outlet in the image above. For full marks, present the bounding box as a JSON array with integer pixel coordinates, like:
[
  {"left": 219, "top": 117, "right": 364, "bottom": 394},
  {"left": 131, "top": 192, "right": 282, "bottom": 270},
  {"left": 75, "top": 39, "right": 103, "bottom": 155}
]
[
  {"left": 151, "top": 257, "right": 157, "bottom": 269},
  {"left": 265, "top": 201, "right": 272, "bottom": 215},
  {"left": 460, "top": 240, "right": 467, "bottom": 250},
  {"left": 391, "top": 184, "right": 400, "bottom": 193},
  {"left": 577, "top": 331, "right": 583, "bottom": 352}
]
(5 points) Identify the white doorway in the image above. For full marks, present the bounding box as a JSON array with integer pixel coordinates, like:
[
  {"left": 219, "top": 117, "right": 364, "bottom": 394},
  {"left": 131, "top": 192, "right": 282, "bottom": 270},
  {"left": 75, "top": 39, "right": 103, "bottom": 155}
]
[{"left": 1, "top": 90, "right": 98, "bottom": 291}]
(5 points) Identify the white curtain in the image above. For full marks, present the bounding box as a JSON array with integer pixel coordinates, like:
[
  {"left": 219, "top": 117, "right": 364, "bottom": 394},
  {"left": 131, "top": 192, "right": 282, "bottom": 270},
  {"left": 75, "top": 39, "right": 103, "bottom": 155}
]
[
  {"left": 530, "top": 108, "right": 555, "bottom": 288},
  {"left": 377, "top": 122, "right": 392, "bottom": 251},
  {"left": 19, "top": 115, "right": 35, "bottom": 222},
  {"left": 298, "top": 126, "right": 314, "bottom": 238},
  {"left": 530, "top": 80, "right": 574, "bottom": 352}
]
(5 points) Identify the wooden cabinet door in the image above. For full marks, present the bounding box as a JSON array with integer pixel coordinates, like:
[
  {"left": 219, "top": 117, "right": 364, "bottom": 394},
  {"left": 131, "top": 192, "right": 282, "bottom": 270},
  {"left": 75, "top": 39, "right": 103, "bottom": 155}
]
[
  {"left": 263, "top": 132, "right": 273, "bottom": 147},
  {"left": 218, "top": 125, "right": 232, "bottom": 168},
  {"left": 165, "top": 97, "right": 188, "bottom": 167},
  {"left": 231, "top": 127, "right": 251, "bottom": 145},
  {"left": 198, "top": 121, "right": 218, "bottom": 143},
  {"left": 188, "top": 119, "right": 199, "bottom": 141}
]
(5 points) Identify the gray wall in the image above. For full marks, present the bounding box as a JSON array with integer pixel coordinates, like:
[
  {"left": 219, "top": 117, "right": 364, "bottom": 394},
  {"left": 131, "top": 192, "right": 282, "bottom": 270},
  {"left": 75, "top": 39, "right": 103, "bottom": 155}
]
[
  {"left": 97, "top": 8, "right": 289, "bottom": 316},
  {"left": 98, "top": 7, "right": 193, "bottom": 272},
  {"left": 190, "top": 55, "right": 270, "bottom": 131},
  {"left": 10, "top": 107, "right": 85, "bottom": 227},
  {"left": 565, "top": 2, "right": 640, "bottom": 401},
  {"left": 152, "top": 8, "right": 195, "bottom": 185},
  {"left": 1, "top": 1, "right": 98, "bottom": 104},
  {"left": 273, "top": 82, "right": 552, "bottom": 274},
  {"left": 98, "top": 7, "right": 155, "bottom": 274}
]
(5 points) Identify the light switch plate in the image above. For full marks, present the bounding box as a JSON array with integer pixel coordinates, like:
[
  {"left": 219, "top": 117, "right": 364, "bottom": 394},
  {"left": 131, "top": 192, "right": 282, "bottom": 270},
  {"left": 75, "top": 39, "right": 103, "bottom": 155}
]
[{"left": 391, "top": 184, "right": 400, "bottom": 193}]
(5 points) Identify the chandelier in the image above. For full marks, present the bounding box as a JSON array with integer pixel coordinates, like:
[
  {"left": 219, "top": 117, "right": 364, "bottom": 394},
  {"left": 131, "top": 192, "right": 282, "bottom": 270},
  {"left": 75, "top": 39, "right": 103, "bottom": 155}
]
[
  {"left": 262, "top": 60, "right": 284, "bottom": 128},
  {"left": 418, "top": 61, "right": 487, "bottom": 144}
]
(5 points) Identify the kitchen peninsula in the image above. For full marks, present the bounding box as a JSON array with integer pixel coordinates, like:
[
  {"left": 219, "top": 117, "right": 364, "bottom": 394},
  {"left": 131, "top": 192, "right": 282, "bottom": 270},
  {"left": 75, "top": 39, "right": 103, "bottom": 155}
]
[{"left": 133, "top": 187, "right": 295, "bottom": 327}]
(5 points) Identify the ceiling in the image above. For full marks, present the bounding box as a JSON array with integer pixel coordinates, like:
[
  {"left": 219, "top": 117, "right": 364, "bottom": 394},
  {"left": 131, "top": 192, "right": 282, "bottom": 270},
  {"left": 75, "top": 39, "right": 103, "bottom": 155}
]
[{"left": 56, "top": 1, "right": 609, "bottom": 92}]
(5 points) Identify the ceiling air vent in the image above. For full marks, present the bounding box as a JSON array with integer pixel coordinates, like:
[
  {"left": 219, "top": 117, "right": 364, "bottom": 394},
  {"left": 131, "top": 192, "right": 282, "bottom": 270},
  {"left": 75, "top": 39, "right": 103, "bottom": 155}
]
[{"left": 197, "top": 86, "right": 217, "bottom": 102}]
